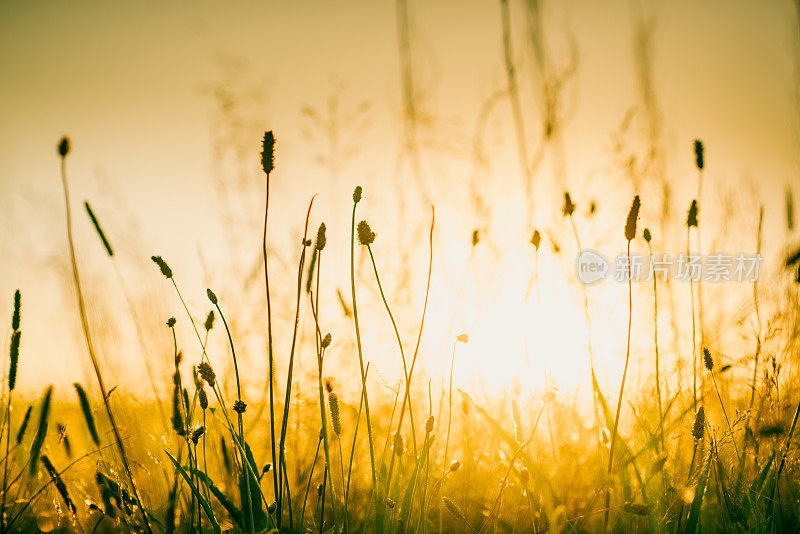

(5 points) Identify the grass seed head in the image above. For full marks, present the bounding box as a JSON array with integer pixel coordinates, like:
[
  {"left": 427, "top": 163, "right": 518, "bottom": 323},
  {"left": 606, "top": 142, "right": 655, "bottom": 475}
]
[
  {"left": 442, "top": 497, "right": 465, "bottom": 520},
  {"left": 531, "top": 229, "right": 541, "bottom": 250},
  {"left": 233, "top": 400, "right": 247, "bottom": 414},
  {"left": 703, "top": 348, "right": 713, "bottom": 371},
  {"left": 151, "top": 256, "right": 173, "bottom": 279},
  {"left": 316, "top": 222, "right": 327, "bottom": 251},
  {"left": 353, "top": 185, "right": 363, "bottom": 203},
  {"left": 643, "top": 228, "right": 652, "bottom": 243},
  {"left": 693, "top": 139, "right": 704, "bottom": 170},
  {"left": 58, "top": 136, "right": 70, "bottom": 157},
  {"left": 166, "top": 317, "right": 176, "bottom": 328},
  {"left": 393, "top": 432, "right": 404, "bottom": 456},
  {"left": 8, "top": 330, "right": 20, "bottom": 391},
  {"left": 519, "top": 467, "right": 530, "bottom": 485},
  {"left": 687, "top": 200, "right": 699, "bottom": 228},
  {"left": 268, "top": 501, "right": 278, "bottom": 515},
  {"left": 204, "top": 310, "right": 215, "bottom": 331},
  {"left": 198, "top": 362, "right": 216, "bottom": 387},
  {"left": 190, "top": 425, "right": 205, "bottom": 445},
  {"left": 12, "top": 289, "right": 21, "bottom": 331},
  {"left": 74, "top": 383, "right": 100, "bottom": 446},
  {"left": 449, "top": 460, "right": 462, "bottom": 472},
  {"left": 206, "top": 288, "right": 218, "bottom": 305},
  {"left": 562, "top": 192, "right": 575, "bottom": 217},
  {"left": 625, "top": 195, "right": 641, "bottom": 241},
  {"left": 198, "top": 387, "right": 208, "bottom": 410},
  {"left": 357, "top": 220, "right": 376, "bottom": 245},
  {"left": 425, "top": 415, "right": 435, "bottom": 433},
  {"left": 15, "top": 405, "right": 32, "bottom": 445},
  {"left": 692, "top": 406, "right": 705, "bottom": 441},
  {"left": 328, "top": 392, "right": 342, "bottom": 435},
  {"left": 386, "top": 498, "right": 396, "bottom": 509},
  {"left": 322, "top": 332, "right": 332, "bottom": 349},
  {"left": 29, "top": 385, "right": 53, "bottom": 475},
  {"left": 261, "top": 131, "right": 276, "bottom": 174}
]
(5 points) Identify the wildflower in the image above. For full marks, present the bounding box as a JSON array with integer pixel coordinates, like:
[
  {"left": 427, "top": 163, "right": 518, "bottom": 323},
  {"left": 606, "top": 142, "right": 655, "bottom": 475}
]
[
  {"left": 233, "top": 400, "right": 247, "bottom": 414},
  {"left": 166, "top": 317, "right": 176, "bottom": 328},
  {"left": 456, "top": 333, "right": 469, "bottom": 343}
]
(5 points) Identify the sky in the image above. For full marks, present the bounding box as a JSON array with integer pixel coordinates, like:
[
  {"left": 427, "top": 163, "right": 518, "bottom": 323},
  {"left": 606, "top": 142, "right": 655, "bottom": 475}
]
[{"left": 1, "top": 0, "right": 799, "bottom": 398}]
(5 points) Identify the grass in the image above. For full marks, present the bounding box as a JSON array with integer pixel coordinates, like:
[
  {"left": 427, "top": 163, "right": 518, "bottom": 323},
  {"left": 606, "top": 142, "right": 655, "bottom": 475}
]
[{"left": 0, "top": 132, "right": 798, "bottom": 534}]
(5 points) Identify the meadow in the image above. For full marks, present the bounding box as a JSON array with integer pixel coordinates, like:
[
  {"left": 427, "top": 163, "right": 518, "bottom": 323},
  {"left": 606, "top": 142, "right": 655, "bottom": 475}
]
[
  {"left": 3, "top": 2, "right": 800, "bottom": 533},
  {"left": 0, "top": 129, "right": 798, "bottom": 534}
]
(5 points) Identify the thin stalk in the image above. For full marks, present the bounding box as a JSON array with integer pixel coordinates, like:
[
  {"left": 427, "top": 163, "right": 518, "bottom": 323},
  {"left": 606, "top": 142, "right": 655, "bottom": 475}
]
[
  {"left": 604, "top": 239, "right": 634, "bottom": 532},
  {"left": 58, "top": 148, "right": 151, "bottom": 534},
  {"left": 277, "top": 196, "right": 316, "bottom": 523},
  {"left": 386, "top": 207, "right": 435, "bottom": 493},
  {"left": 311, "top": 252, "right": 339, "bottom": 531},
  {"left": 262, "top": 154, "right": 279, "bottom": 523},
  {"left": 350, "top": 197, "right": 378, "bottom": 507},
  {"left": 366, "top": 244, "right": 418, "bottom": 455},
  {"left": 300, "top": 437, "right": 322, "bottom": 534},
  {"left": 213, "top": 301, "right": 255, "bottom": 534}
]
